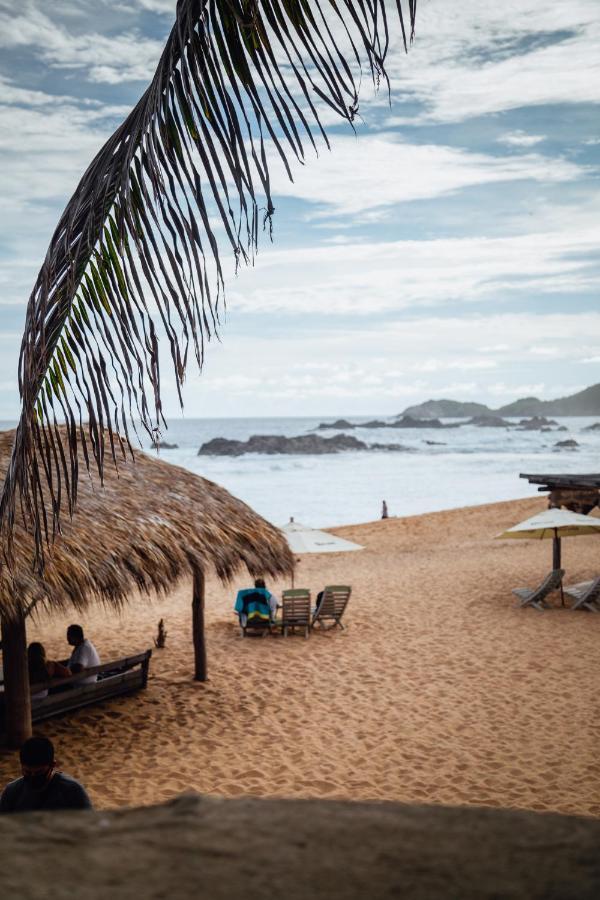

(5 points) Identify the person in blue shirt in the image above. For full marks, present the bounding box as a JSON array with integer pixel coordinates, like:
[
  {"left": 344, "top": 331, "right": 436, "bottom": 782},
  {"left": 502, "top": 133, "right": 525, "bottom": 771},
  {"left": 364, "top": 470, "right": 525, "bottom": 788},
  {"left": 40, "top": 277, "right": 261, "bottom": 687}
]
[{"left": 234, "top": 578, "right": 279, "bottom": 626}]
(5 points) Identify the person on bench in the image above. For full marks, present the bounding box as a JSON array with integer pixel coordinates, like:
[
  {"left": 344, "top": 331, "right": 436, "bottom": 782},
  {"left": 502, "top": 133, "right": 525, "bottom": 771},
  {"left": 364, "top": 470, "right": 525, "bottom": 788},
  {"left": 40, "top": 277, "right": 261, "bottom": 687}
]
[
  {"left": 66, "top": 624, "right": 101, "bottom": 684},
  {"left": 28, "top": 643, "right": 71, "bottom": 700},
  {"left": 0, "top": 736, "right": 92, "bottom": 814}
]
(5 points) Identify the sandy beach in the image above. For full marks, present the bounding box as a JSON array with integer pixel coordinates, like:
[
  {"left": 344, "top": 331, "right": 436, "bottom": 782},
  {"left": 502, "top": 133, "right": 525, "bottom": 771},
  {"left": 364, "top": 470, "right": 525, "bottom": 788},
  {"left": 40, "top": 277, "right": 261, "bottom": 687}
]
[{"left": 2, "top": 496, "right": 599, "bottom": 817}]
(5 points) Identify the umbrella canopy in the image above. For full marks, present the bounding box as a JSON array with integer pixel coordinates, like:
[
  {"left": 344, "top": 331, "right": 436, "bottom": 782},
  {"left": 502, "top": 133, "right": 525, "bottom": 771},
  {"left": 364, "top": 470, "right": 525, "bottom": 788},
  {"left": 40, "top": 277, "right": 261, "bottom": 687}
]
[
  {"left": 497, "top": 508, "right": 600, "bottom": 541},
  {"left": 280, "top": 519, "right": 364, "bottom": 555},
  {"left": 497, "top": 507, "right": 600, "bottom": 581}
]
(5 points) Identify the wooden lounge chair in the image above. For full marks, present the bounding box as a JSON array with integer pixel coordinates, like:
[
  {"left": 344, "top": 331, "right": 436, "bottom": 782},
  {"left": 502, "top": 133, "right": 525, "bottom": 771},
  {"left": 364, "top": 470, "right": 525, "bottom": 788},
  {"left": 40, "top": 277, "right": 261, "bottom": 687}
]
[
  {"left": 312, "top": 585, "right": 351, "bottom": 630},
  {"left": 564, "top": 576, "right": 600, "bottom": 612},
  {"left": 278, "top": 589, "right": 311, "bottom": 638},
  {"left": 0, "top": 651, "right": 152, "bottom": 732},
  {"left": 511, "top": 569, "right": 564, "bottom": 610}
]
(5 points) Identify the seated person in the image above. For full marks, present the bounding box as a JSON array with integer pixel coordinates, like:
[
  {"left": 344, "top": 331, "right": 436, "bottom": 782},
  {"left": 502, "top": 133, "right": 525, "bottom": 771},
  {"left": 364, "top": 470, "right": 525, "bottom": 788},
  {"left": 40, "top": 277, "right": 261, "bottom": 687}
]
[
  {"left": 0, "top": 736, "right": 92, "bottom": 814},
  {"left": 234, "top": 578, "right": 279, "bottom": 627},
  {"left": 28, "top": 643, "right": 71, "bottom": 700},
  {"left": 66, "top": 624, "right": 101, "bottom": 684}
]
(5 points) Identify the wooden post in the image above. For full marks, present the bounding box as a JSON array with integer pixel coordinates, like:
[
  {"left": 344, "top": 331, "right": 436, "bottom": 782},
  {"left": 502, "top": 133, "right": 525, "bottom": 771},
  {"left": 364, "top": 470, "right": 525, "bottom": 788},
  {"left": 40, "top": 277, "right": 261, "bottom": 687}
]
[
  {"left": 1, "top": 609, "right": 32, "bottom": 748},
  {"left": 192, "top": 567, "right": 207, "bottom": 682}
]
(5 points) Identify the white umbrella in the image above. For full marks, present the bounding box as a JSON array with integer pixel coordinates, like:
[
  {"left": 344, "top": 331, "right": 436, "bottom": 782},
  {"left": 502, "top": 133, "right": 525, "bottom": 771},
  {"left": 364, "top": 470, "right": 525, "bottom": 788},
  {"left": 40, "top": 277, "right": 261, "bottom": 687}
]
[
  {"left": 497, "top": 508, "right": 600, "bottom": 601},
  {"left": 280, "top": 518, "right": 363, "bottom": 586}
]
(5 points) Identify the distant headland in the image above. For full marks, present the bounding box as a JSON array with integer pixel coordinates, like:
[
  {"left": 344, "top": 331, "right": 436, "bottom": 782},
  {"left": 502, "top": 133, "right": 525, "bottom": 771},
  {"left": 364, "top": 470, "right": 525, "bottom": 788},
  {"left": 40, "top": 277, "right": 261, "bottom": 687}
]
[{"left": 399, "top": 383, "right": 600, "bottom": 419}]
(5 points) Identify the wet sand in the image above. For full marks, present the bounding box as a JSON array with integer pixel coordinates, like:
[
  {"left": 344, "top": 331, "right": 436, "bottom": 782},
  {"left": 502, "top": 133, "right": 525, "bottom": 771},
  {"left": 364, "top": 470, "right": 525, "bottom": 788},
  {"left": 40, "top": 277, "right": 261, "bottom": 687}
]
[{"left": 2, "top": 496, "right": 599, "bottom": 816}]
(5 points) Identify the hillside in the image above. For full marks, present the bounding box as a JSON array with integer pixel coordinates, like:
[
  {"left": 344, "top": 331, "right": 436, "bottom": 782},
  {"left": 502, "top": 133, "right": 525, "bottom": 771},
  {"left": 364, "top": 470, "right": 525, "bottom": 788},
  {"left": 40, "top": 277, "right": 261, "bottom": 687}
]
[{"left": 400, "top": 383, "right": 600, "bottom": 418}]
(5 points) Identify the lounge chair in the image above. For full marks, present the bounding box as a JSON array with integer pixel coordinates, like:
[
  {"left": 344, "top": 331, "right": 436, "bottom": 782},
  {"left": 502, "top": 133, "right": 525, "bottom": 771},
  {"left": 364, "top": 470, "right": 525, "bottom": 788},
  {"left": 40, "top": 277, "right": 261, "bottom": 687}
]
[
  {"left": 238, "top": 590, "right": 272, "bottom": 637},
  {"left": 312, "top": 585, "right": 351, "bottom": 630},
  {"left": 278, "top": 589, "right": 311, "bottom": 638},
  {"left": 564, "top": 576, "right": 600, "bottom": 612},
  {"left": 511, "top": 569, "right": 564, "bottom": 610}
]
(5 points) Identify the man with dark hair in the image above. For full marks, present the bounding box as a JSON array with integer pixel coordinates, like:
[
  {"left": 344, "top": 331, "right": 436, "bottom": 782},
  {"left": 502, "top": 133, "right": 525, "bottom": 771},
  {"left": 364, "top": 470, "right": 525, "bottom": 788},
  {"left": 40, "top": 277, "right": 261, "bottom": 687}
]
[
  {"left": 66, "top": 624, "right": 100, "bottom": 683},
  {"left": 0, "top": 736, "right": 92, "bottom": 813}
]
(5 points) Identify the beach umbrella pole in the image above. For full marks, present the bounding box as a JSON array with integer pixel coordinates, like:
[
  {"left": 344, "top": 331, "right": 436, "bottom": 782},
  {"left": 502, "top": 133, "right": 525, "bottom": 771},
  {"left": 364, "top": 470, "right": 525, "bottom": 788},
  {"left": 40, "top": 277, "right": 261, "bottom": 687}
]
[{"left": 552, "top": 532, "right": 565, "bottom": 606}]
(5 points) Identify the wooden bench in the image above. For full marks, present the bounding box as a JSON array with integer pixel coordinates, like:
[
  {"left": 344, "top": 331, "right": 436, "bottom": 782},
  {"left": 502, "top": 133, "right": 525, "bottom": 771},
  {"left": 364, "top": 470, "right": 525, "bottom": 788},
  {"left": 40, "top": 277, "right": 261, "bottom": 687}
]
[{"left": 0, "top": 651, "right": 152, "bottom": 727}]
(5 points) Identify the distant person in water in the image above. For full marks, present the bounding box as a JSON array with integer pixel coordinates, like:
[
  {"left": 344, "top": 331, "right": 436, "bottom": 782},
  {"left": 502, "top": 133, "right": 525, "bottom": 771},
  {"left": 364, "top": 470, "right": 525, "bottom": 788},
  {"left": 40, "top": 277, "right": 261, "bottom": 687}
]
[
  {"left": 66, "top": 624, "right": 101, "bottom": 683},
  {"left": 0, "top": 736, "right": 92, "bottom": 814},
  {"left": 234, "top": 578, "right": 279, "bottom": 625},
  {"left": 28, "top": 643, "right": 71, "bottom": 700},
  {"left": 381, "top": 500, "right": 389, "bottom": 519}
]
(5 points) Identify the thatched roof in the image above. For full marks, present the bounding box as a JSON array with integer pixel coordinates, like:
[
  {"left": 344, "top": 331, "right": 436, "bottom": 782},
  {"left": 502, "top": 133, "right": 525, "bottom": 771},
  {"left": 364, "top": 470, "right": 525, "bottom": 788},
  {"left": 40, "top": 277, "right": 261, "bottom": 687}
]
[{"left": 0, "top": 428, "right": 293, "bottom": 617}]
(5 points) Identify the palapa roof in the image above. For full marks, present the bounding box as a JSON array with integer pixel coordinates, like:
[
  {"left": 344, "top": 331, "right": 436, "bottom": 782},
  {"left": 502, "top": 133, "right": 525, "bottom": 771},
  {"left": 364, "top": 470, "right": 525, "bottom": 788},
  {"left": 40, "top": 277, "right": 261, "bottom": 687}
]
[{"left": 0, "top": 428, "right": 293, "bottom": 617}]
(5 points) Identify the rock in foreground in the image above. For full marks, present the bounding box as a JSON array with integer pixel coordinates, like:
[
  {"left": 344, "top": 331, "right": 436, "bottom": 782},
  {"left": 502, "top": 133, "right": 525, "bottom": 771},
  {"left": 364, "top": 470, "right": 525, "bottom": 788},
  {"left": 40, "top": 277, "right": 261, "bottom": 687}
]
[{"left": 1, "top": 794, "right": 599, "bottom": 899}]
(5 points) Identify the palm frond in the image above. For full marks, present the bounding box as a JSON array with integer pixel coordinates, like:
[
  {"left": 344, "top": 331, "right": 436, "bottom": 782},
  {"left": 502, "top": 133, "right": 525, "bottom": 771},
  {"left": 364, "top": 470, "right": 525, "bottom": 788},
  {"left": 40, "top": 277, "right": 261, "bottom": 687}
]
[{"left": 0, "top": 0, "right": 417, "bottom": 571}]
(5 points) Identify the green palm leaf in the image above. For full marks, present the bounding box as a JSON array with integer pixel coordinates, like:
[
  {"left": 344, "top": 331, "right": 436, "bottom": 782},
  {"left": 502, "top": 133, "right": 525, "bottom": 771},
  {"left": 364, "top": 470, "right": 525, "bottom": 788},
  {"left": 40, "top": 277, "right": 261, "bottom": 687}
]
[{"left": 0, "top": 0, "right": 417, "bottom": 570}]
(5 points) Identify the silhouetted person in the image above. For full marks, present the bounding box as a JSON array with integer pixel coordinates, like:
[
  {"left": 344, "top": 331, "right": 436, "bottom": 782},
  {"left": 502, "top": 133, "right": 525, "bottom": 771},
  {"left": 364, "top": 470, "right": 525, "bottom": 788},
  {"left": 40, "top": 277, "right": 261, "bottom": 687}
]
[
  {"left": 28, "top": 642, "right": 71, "bottom": 700},
  {"left": 0, "top": 736, "right": 92, "bottom": 814},
  {"left": 381, "top": 500, "right": 389, "bottom": 519},
  {"left": 66, "top": 624, "right": 100, "bottom": 683}
]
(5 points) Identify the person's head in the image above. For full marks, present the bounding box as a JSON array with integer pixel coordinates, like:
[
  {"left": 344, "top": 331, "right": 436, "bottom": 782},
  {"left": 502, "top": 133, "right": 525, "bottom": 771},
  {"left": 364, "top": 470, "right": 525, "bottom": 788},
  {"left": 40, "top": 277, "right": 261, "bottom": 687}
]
[
  {"left": 19, "top": 736, "right": 56, "bottom": 790},
  {"left": 28, "top": 642, "right": 46, "bottom": 666},
  {"left": 254, "top": 578, "right": 266, "bottom": 590},
  {"left": 28, "top": 642, "right": 48, "bottom": 683},
  {"left": 66, "top": 624, "right": 84, "bottom": 647}
]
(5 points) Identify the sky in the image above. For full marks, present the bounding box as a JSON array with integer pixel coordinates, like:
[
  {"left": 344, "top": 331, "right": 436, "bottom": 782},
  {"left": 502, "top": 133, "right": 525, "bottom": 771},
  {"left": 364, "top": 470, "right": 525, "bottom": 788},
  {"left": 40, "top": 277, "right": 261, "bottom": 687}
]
[{"left": 0, "top": 0, "right": 599, "bottom": 418}]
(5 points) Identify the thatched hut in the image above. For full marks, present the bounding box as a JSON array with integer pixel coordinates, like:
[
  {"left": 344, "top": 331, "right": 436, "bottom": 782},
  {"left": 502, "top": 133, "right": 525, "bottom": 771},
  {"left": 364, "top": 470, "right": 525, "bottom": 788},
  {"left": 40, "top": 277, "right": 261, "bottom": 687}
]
[{"left": 0, "top": 427, "right": 293, "bottom": 747}]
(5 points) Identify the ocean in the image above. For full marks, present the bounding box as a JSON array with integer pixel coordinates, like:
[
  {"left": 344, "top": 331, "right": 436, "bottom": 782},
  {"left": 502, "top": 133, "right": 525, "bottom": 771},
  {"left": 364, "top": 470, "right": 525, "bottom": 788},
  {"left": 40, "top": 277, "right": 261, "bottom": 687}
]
[
  {"left": 127, "top": 415, "right": 600, "bottom": 528},
  {"left": 2, "top": 415, "right": 598, "bottom": 528}
]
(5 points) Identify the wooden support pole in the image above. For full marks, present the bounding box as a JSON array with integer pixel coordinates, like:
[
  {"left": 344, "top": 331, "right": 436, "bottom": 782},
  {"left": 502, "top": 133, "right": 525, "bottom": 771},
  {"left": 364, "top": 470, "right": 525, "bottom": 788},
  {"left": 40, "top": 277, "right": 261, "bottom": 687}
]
[
  {"left": 192, "top": 567, "right": 207, "bottom": 682},
  {"left": 1, "top": 609, "right": 32, "bottom": 748}
]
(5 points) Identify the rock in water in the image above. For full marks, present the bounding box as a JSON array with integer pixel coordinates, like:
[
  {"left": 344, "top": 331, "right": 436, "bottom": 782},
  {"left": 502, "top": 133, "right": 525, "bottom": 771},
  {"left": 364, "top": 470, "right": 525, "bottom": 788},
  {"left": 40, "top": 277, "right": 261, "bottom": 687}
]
[{"left": 198, "top": 433, "right": 368, "bottom": 456}]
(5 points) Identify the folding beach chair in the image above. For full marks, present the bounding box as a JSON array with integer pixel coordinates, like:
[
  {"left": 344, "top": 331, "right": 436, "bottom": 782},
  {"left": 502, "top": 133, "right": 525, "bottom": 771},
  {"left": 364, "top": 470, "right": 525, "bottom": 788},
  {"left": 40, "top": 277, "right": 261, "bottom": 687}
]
[
  {"left": 511, "top": 569, "right": 564, "bottom": 611},
  {"left": 564, "top": 575, "right": 600, "bottom": 612},
  {"left": 312, "top": 585, "right": 351, "bottom": 630},
  {"left": 278, "top": 589, "right": 311, "bottom": 638}
]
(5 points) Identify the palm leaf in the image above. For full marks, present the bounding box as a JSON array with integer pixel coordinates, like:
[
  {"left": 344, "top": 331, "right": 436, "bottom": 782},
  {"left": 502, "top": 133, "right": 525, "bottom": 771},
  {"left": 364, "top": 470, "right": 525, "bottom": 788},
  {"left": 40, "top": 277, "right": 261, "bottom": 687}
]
[{"left": 0, "top": 0, "right": 417, "bottom": 570}]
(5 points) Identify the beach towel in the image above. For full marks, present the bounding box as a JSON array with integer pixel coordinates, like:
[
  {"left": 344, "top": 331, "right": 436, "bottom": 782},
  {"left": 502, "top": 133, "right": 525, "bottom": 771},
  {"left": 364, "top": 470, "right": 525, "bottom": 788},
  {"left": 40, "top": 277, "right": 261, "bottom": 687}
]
[{"left": 234, "top": 589, "right": 272, "bottom": 625}]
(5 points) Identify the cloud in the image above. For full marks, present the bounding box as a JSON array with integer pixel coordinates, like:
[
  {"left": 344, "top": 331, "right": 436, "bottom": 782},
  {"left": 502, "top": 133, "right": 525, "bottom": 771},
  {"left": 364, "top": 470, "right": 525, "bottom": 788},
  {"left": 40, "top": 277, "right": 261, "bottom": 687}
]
[
  {"left": 227, "top": 227, "right": 599, "bottom": 316},
  {"left": 264, "top": 133, "right": 586, "bottom": 217},
  {"left": 383, "top": 0, "right": 600, "bottom": 123},
  {"left": 498, "top": 131, "right": 546, "bottom": 147},
  {"left": 0, "top": 3, "right": 163, "bottom": 83}
]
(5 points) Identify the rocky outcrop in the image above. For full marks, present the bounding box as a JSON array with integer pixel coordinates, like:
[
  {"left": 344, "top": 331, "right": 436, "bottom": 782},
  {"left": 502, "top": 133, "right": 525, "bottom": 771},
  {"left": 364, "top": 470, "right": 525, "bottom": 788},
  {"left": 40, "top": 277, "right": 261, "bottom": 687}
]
[
  {"left": 150, "top": 441, "right": 179, "bottom": 449},
  {"left": 400, "top": 399, "right": 491, "bottom": 418},
  {"left": 316, "top": 419, "right": 356, "bottom": 430},
  {"left": 516, "top": 416, "right": 558, "bottom": 430},
  {"left": 198, "top": 434, "right": 409, "bottom": 456},
  {"left": 393, "top": 415, "right": 459, "bottom": 429},
  {"left": 583, "top": 422, "right": 600, "bottom": 431},
  {"left": 554, "top": 439, "right": 579, "bottom": 449},
  {"left": 2, "top": 794, "right": 600, "bottom": 900},
  {"left": 466, "top": 415, "right": 512, "bottom": 428}
]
